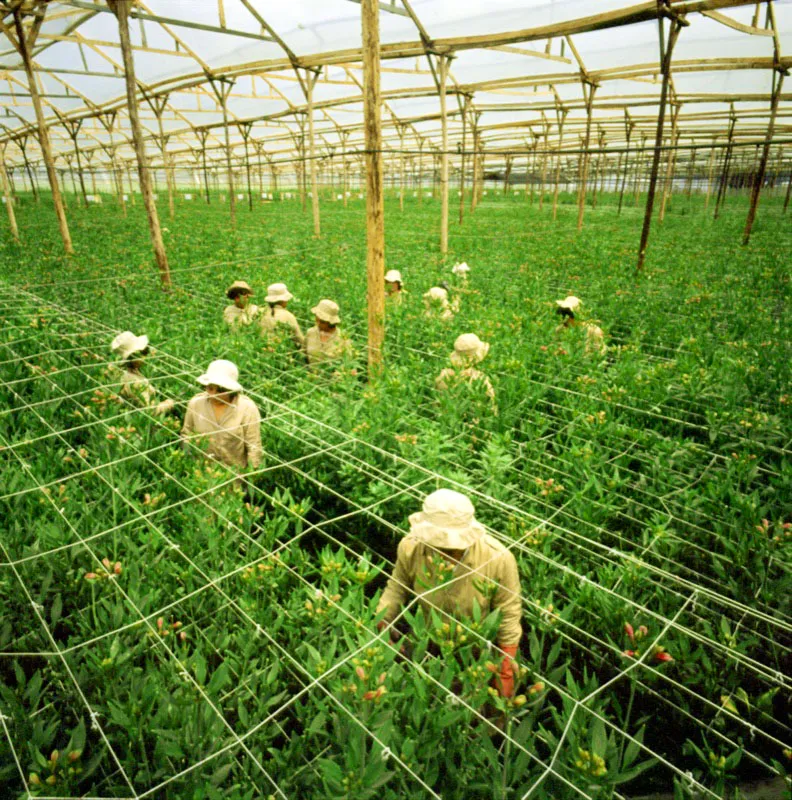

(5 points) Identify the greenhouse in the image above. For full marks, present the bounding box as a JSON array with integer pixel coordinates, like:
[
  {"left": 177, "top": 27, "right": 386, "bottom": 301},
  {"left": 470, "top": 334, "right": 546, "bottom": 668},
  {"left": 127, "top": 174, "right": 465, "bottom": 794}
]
[{"left": 0, "top": 0, "right": 790, "bottom": 797}]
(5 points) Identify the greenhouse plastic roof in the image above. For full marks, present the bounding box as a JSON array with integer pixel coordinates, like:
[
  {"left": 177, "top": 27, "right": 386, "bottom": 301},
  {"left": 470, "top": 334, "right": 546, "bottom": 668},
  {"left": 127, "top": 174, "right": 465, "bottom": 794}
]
[{"left": 0, "top": 0, "right": 790, "bottom": 174}]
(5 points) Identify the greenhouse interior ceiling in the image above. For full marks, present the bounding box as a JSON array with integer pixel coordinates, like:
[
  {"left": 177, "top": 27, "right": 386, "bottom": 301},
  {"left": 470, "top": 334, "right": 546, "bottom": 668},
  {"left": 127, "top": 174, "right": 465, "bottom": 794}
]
[{"left": 0, "top": 0, "right": 790, "bottom": 182}]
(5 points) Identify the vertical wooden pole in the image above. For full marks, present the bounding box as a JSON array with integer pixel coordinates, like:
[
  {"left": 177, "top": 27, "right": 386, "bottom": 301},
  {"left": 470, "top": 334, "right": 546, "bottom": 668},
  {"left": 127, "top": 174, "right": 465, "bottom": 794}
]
[
  {"left": 0, "top": 150, "right": 19, "bottom": 243},
  {"left": 197, "top": 129, "right": 211, "bottom": 204},
  {"left": 439, "top": 55, "right": 450, "bottom": 255},
  {"left": 361, "top": 0, "right": 385, "bottom": 375},
  {"left": 637, "top": 12, "right": 685, "bottom": 272},
  {"left": 470, "top": 117, "right": 480, "bottom": 213},
  {"left": 502, "top": 155, "right": 513, "bottom": 194},
  {"left": 459, "top": 95, "right": 469, "bottom": 225},
  {"left": 342, "top": 131, "right": 349, "bottom": 207},
  {"left": 539, "top": 117, "right": 549, "bottom": 209},
  {"left": 209, "top": 78, "right": 236, "bottom": 223},
  {"left": 743, "top": 70, "right": 784, "bottom": 245},
  {"left": 703, "top": 138, "right": 717, "bottom": 209},
  {"left": 618, "top": 119, "right": 633, "bottom": 214},
  {"left": 18, "top": 137, "right": 39, "bottom": 203},
  {"left": 714, "top": 114, "right": 736, "bottom": 220},
  {"left": 14, "top": 10, "right": 72, "bottom": 253},
  {"left": 109, "top": 0, "right": 171, "bottom": 288},
  {"left": 398, "top": 125, "right": 405, "bottom": 211},
  {"left": 685, "top": 144, "right": 696, "bottom": 198},
  {"left": 659, "top": 102, "right": 680, "bottom": 223},
  {"left": 306, "top": 72, "right": 321, "bottom": 236},
  {"left": 576, "top": 80, "right": 597, "bottom": 231},
  {"left": 552, "top": 108, "right": 568, "bottom": 220}
]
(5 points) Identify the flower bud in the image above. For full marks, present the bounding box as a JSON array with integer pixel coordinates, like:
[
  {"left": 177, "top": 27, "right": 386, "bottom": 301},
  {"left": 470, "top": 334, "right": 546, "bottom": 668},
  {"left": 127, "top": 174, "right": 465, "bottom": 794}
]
[
  {"left": 29, "top": 773, "right": 41, "bottom": 786},
  {"left": 68, "top": 751, "right": 81, "bottom": 762},
  {"left": 114, "top": 562, "right": 122, "bottom": 575},
  {"left": 624, "top": 622, "right": 634, "bottom": 641},
  {"left": 84, "top": 572, "right": 98, "bottom": 581},
  {"left": 355, "top": 666, "right": 366, "bottom": 681}
]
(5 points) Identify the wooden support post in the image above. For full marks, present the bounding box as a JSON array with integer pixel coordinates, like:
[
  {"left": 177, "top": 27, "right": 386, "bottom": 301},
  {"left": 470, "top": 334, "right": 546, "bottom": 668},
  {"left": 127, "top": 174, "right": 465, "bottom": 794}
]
[
  {"left": 659, "top": 102, "right": 680, "bottom": 223},
  {"left": 539, "top": 117, "right": 550, "bottom": 210},
  {"left": 0, "top": 148, "right": 19, "bottom": 243},
  {"left": 439, "top": 54, "right": 451, "bottom": 255},
  {"left": 296, "top": 122, "right": 307, "bottom": 212},
  {"left": 196, "top": 129, "right": 211, "bottom": 204},
  {"left": 209, "top": 77, "right": 236, "bottom": 224},
  {"left": 459, "top": 95, "right": 470, "bottom": 225},
  {"left": 502, "top": 155, "right": 513, "bottom": 195},
  {"left": 398, "top": 124, "right": 405, "bottom": 211},
  {"left": 576, "top": 79, "right": 597, "bottom": 232},
  {"left": 714, "top": 112, "right": 736, "bottom": 220},
  {"left": 637, "top": 10, "right": 685, "bottom": 272},
  {"left": 470, "top": 115, "right": 480, "bottom": 213},
  {"left": 552, "top": 107, "right": 568, "bottom": 221},
  {"left": 784, "top": 167, "right": 792, "bottom": 213},
  {"left": 618, "top": 117, "right": 634, "bottom": 215},
  {"left": 12, "top": 10, "right": 72, "bottom": 252},
  {"left": 62, "top": 118, "right": 89, "bottom": 206},
  {"left": 591, "top": 129, "right": 605, "bottom": 209},
  {"left": 743, "top": 69, "right": 785, "bottom": 245},
  {"left": 98, "top": 113, "right": 126, "bottom": 216},
  {"left": 685, "top": 144, "right": 696, "bottom": 198},
  {"left": 109, "top": 0, "right": 171, "bottom": 288},
  {"left": 361, "top": 0, "right": 385, "bottom": 376},
  {"left": 305, "top": 71, "right": 321, "bottom": 236},
  {"left": 237, "top": 121, "right": 254, "bottom": 211},
  {"left": 17, "top": 137, "right": 39, "bottom": 203},
  {"left": 145, "top": 94, "right": 175, "bottom": 220},
  {"left": 704, "top": 139, "right": 717, "bottom": 209},
  {"left": 342, "top": 131, "right": 350, "bottom": 208},
  {"left": 530, "top": 136, "right": 538, "bottom": 204}
]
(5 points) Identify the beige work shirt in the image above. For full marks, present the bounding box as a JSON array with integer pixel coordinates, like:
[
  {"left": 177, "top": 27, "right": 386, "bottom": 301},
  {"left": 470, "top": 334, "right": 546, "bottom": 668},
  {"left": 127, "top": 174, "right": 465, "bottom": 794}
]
[
  {"left": 181, "top": 392, "right": 262, "bottom": 469},
  {"left": 585, "top": 323, "right": 606, "bottom": 355},
  {"left": 304, "top": 326, "right": 353, "bottom": 366},
  {"left": 377, "top": 533, "right": 522, "bottom": 647},
  {"left": 435, "top": 366, "right": 496, "bottom": 402},
  {"left": 386, "top": 290, "right": 406, "bottom": 306},
  {"left": 118, "top": 368, "right": 155, "bottom": 406},
  {"left": 223, "top": 304, "right": 260, "bottom": 327},
  {"left": 260, "top": 306, "right": 305, "bottom": 347}
]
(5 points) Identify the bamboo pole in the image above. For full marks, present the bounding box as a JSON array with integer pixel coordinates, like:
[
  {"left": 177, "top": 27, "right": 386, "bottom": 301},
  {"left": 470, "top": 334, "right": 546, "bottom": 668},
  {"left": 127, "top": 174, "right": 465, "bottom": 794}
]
[
  {"left": 439, "top": 54, "right": 450, "bottom": 255},
  {"left": 784, "top": 168, "right": 792, "bottom": 212},
  {"left": 109, "top": 0, "right": 171, "bottom": 288},
  {"left": 714, "top": 112, "right": 736, "bottom": 219},
  {"left": 659, "top": 101, "right": 681, "bottom": 222},
  {"left": 576, "top": 79, "right": 597, "bottom": 231},
  {"left": 62, "top": 118, "right": 89, "bottom": 206},
  {"left": 459, "top": 95, "right": 469, "bottom": 225},
  {"left": 237, "top": 121, "right": 254, "bottom": 210},
  {"left": 398, "top": 124, "right": 405, "bottom": 211},
  {"left": 618, "top": 118, "right": 634, "bottom": 214},
  {"left": 470, "top": 116, "right": 480, "bottom": 213},
  {"left": 18, "top": 137, "right": 39, "bottom": 203},
  {"left": 502, "top": 154, "right": 513, "bottom": 194},
  {"left": 13, "top": 10, "right": 72, "bottom": 252},
  {"left": 685, "top": 143, "right": 696, "bottom": 197},
  {"left": 361, "top": 0, "right": 385, "bottom": 376},
  {"left": 704, "top": 138, "right": 717, "bottom": 209},
  {"left": 197, "top": 129, "right": 211, "bottom": 204},
  {"left": 539, "top": 117, "right": 549, "bottom": 209},
  {"left": 342, "top": 131, "right": 350, "bottom": 207},
  {"left": 306, "top": 72, "right": 321, "bottom": 236},
  {"left": 209, "top": 77, "right": 236, "bottom": 223},
  {"left": 552, "top": 108, "right": 568, "bottom": 220},
  {"left": 0, "top": 149, "right": 19, "bottom": 244},
  {"left": 637, "top": 11, "right": 686, "bottom": 272},
  {"left": 743, "top": 69, "right": 784, "bottom": 245}
]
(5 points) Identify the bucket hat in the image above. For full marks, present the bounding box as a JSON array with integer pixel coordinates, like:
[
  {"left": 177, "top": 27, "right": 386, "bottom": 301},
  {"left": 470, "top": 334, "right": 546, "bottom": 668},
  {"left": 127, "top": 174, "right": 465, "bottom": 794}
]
[
  {"left": 312, "top": 299, "right": 341, "bottom": 325},
  {"left": 265, "top": 283, "right": 294, "bottom": 304},
  {"left": 450, "top": 333, "right": 490, "bottom": 367},
  {"left": 424, "top": 286, "right": 449, "bottom": 305},
  {"left": 226, "top": 280, "right": 253, "bottom": 299},
  {"left": 409, "top": 489, "right": 486, "bottom": 550},
  {"left": 197, "top": 359, "right": 242, "bottom": 393},
  {"left": 451, "top": 262, "right": 471, "bottom": 276},
  {"left": 385, "top": 269, "right": 403, "bottom": 284},
  {"left": 111, "top": 331, "right": 149, "bottom": 361},
  {"left": 556, "top": 296, "right": 581, "bottom": 312}
]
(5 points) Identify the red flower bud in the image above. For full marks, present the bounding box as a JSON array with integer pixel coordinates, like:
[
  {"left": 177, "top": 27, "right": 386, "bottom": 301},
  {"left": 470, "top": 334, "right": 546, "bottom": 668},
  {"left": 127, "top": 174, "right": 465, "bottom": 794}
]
[
  {"left": 624, "top": 623, "right": 634, "bottom": 642},
  {"left": 654, "top": 651, "right": 673, "bottom": 663},
  {"left": 114, "top": 562, "right": 122, "bottom": 575},
  {"left": 622, "top": 650, "right": 636, "bottom": 657},
  {"left": 84, "top": 572, "right": 98, "bottom": 581},
  {"left": 355, "top": 666, "right": 366, "bottom": 681},
  {"left": 156, "top": 617, "right": 164, "bottom": 631}
]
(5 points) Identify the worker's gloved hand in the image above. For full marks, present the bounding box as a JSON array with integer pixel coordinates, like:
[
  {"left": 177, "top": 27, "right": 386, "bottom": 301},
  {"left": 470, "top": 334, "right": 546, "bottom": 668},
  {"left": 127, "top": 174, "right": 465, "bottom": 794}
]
[
  {"left": 494, "top": 644, "right": 519, "bottom": 698},
  {"left": 155, "top": 398, "right": 175, "bottom": 415}
]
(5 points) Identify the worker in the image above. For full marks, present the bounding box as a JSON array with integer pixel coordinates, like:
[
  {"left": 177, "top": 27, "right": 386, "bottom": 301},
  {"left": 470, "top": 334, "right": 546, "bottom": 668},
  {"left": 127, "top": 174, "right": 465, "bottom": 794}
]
[
  {"left": 423, "top": 286, "right": 455, "bottom": 321},
  {"left": 110, "top": 331, "right": 173, "bottom": 414},
  {"left": 451, "top": 261, "right": 471, "bottom": 283},
  {"left": 385, "top": 269, "right": 405, "bottom": 305},
  {"left": 555, "top": 296, "right": 606, "bottom": 355},
  {"left": 304, "top": 299, "right": 353, "bottom": 366},
  {"left": 223, "top": 281, "right": 259, "bottom": 327},
  {"left": 259, "top": 282, "right": 304, "bottom": 348},
  {"left": 181, "top": 359, "right": 262, "bottom": 469},
  {"left": 435, "top": 333, "right": 496, "bottom": 403},
  {"left": 377, "top": 488, "right": 522, "bottom": 697}
]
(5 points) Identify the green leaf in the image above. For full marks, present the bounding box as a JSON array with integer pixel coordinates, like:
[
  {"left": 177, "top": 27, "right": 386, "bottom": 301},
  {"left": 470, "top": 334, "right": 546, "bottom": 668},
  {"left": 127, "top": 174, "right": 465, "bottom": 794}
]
[
  {"left": 591, "top": 716, "right": 607, "bottom": 759},
  {"left": 210, "top": 762, "right": 234, "bottom": 786}
]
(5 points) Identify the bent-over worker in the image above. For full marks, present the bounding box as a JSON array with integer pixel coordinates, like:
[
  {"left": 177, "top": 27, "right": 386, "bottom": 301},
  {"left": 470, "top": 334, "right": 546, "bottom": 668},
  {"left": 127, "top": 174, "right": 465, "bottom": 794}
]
[
  {"left": 435, "top": 333, "right": 496, "bottom": 404},
  {"left": 110, "top": 331, "right": 173, "bottom": 415},
  {"left": 555, "top": 295, "right": 606, "bottom": 355},
  {"left": 377, "top": 488, "right": 522, "bottom": 697}
]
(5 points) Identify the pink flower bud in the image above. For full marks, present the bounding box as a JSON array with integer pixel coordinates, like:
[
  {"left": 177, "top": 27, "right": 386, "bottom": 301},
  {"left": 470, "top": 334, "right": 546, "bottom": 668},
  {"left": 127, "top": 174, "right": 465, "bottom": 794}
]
[
  {"left": 84, "top": 572, "right": 98, "bottom": 581},
  {"left": 377, "top": 672, "right": 387, "bottom": 685},
  {"left": 638, "top": 625, "right": 648, "bottom": 638},
  {"left": 156, "top": 617, "right": 164, "bottom": 631},
  {"left": 622, "top": 650, "right": 636, "bottom": 657},
  {"left": 114, "top": 562, "right": 122, "bottom": 575},
  {"left": 355, "top": 666, "right": 366, "bottom": 681},
  {"left": 179, "top": 631, "right": 187, "bottom": 642},
  {"left": 362, "top": 690, "right": 376, "bottom": 701},
  {"left": 654, "top": 651, "right": 673, "bottom": 663},
  {"left": 102, "top": 558, "right": 111, "bottom": 570},
  {"left": 624, "top": 622, "right": 634, "bottom": 642}
]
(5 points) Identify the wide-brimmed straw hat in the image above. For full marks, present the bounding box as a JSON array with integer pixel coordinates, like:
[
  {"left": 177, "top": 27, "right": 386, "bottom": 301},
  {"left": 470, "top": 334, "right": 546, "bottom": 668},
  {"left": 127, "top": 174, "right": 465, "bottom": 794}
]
[
  {"left": 111, "top": 331, "right": 149, "bottom": 361},
  {"left": 424, "top": 286, "right": 449, "bottom": 304},
  {"left": 226, "top": 280, "right": 253, "bottom": 299},
  {"left": 266, "top": 283, "right": 293, "bottom": 304},
  {"left": 197, "top": 359, "right": 242, "bottom": 392},
  {"left": 385, "top": 269, "right": 403, "bottom": 284},
  {"left": 450, "top": 333, "right": 490, "bottom": 367},
  {"left": 312, "top": 298, "right": 341, "bottom": 325},
  {"left": 556, "top": 295, "right": 581, "bottom": 312},
  {"left": 452, "top": 262, "right": 471, "bottom": 275},
  {"left": 409, "top": 489, "right": 486, "bottom": 550}
]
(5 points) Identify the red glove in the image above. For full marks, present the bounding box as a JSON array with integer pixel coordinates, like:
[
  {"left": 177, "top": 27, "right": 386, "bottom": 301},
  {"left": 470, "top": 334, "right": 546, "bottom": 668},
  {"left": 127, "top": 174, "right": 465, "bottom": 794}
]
[{"left": 495, "top": 644, "right": 519, "bottom": 698}]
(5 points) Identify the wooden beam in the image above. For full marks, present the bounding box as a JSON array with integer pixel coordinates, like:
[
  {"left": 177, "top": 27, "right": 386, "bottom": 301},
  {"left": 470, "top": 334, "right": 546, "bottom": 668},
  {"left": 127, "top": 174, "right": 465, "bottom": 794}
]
[
  {"left": 701, "top": 9, "right": 773, "bottom": 35},
  {"left": 362, "top": 0, "right": 385, "bottom": 376}
]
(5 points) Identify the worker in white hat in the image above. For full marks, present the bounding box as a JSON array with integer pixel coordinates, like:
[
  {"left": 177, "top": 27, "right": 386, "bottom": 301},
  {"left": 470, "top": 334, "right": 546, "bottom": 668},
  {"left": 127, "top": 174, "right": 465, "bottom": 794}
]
[
  {"left": 423, "top": 286, "right": 455, "bottom": 321},
  {"left": 385, "top": 269, "right": 405, "bottom": 305},
  {"left": 377, "top": 488, "right": 522, "bottom": 697},
  {"left": 555, "top": 296, "right": 606, "bottom": 355},
  {"left": 259, "top": 282, "right": 304, "bottom": 348},
  {"left": 181, "top": 359, "right": 262, "bottom": 469},
  {"left": 223, "top": 280, "right": 259, "bottom": 327},
  {"left": 304, "top": 299, "right": 353, "bottom": 367},
  {"left": 435, "top": 333, "right": 496, "bottom": 403},
  {"left": 110, "top": 331, "right": 174, "bottom": 415}
]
